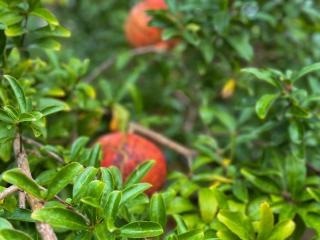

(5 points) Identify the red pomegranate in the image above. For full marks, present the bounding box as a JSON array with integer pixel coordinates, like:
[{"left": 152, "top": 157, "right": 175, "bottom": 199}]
[
  {"left": 124, "top": 0, "right": 177, "bottom": 49},
  {"left": 98, "top": 132, "right": 167, "bottom": 194}
]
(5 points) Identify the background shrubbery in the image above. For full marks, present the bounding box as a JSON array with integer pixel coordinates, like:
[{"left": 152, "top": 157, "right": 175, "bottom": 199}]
[{"left": 1, "top": 0, "right": 320, "bottom": 239}]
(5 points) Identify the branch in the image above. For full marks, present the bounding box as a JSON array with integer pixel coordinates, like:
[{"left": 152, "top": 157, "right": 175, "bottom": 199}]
[
  {"left": 14, "top": 134, "right": 57, "bottom": 240},
  {"left": 84, "top": 46, "right": 161, "bottom": 83},
  {"left": 22, "top": 137, "right": 64, "bottom": 164},
  {"left": 0, "top": 186, "right": 19, "bottom": 201},
  {"left": 128, "top": 122, "right": 197, "bottom": 169}
]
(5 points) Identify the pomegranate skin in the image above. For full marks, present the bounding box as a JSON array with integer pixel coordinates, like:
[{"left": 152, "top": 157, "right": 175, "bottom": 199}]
[
  {"left": 97, "top": 132, "right": 167, "bottom": 194},
  {"left": 124, "top": 0, "right": 177, "bottom": 49}
]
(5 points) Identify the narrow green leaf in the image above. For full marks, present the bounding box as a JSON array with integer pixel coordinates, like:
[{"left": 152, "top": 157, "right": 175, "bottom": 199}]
[
  {"left": 70, "top": 137, "right": 89, "bottom": 161},
  {"left": 2, "top": 168, "right": 43, "bottom": 199},
  {"left": 41, "top": 105, "right": 64, "bottom": 116},
  {"left": 121, "top": 183, "right": 151, "bottom": 205},
  {"left": 0, "top": 110, "right": 14, "bottom": 123},
  {"left": 241, "top": 168, "right": 280, "bottom": 194},
  {"left": 120, "top": 221, "right": 163, "bottom": 238},
  {"left": 257, "top": 202, "right": 274, "bottom": 240},
  {"left": 217, "top": 230, "right": 240, "bottom": 240},
  {"left": 199, "top": 188, "right": 218, "bottom": 223},
  {"left": 0, "top": 229, "right": 32, "bottom": 240},
  {"left": 30, "top": 8, "right": 59, "bottom": 26},
  {"left": 46, "top": 162, "right": 83, "bottom": 199},
  {"left": 172, "top": 214, "right": 187, "bottom": 234},
  {"left": 105, "top": 190, "right": 122, "bottom": 232},
  {"left": 125, "top": 160, "right": 155, "bottom": 187},
  {"left": 255, "top": 94, "right": 279, "bottom": 119},
  {"left": 3, "top": 75, "right": 27, "bottom": 113},
  {"left": 268, "top": 220, "right": 295, "bottom": 240},
  {"left": 72, "top": 167, "right": 98, "bottom": 202},
  {"left": 31, "top": 207, "right": 88, "bottom": 230},
  {"left": 241, "top": 68, "right": 279, "bottom": 87},
  {"left": 293, "top": 62, "right": 320, "bottom": 82},
  {"left": 150, "top": 193, "right": 166, "bottom": 229}
]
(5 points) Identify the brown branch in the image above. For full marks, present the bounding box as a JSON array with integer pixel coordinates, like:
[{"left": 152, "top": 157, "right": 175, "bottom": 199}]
[
  {"left": 14, "top": 134, "right": 57, "bottom": 240},
  {"left": 22, "top": 137, "right": 64, "bottom": 164},
  {"left": 128, "top": 122, "right": 197, "bottom": 168},
  {"left": 84, "top": 46, "right": 161, "bottom": 84},
  {"left": 0, "top": 185, "right": 19, "bottom": 201}
]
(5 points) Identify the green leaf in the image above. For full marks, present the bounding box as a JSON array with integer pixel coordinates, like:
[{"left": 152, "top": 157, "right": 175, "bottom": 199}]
[
  {"left": 172, "top": 214, "right": 187, "bottom": 234},
  {"left": 255, "top": 94, "right": 279, "bottom": 119},
  {"left": 0, "top": 217, "right": 12, "bottom": 229},
  {"left": 267, "top": 220, "right": 295, "bottom": 240},
  {"left": 0, "top": 229, "right": 32, "bottom": 240},
  {"left": 41, "top": 105, "right": 64, "bottom": 116},
  {"left": 217, "top": 210, "right": 255, "bottom": 240},
  {"left": 241, "top": 68, "right": 279, "bottom": 87},
  {"left": 30, "top": 8, "right": 59, "bottom": 26},
  {"left": 34, "top": 25, "right": 71, "bottom": 38},
  {"left": 293, "top": 62, "right": 320, "bottom": 82},
  {"left": 0, "top": 12, "right": 23, "bottom": 26},
  {"left": 46, "top": 162, "right": 83, "bottom": 199},
  {"left": 228, "top": 34, "right": 253, "bottom": 61},
  {"left": 168, "top": 197, "right": 195, "bottom": 214},
  {"left": 4, "top": 24, "right": 24, "bottom": 37},
  {"left": 31, "top": 207, "right": 88, "bottom": 230},
  {"left": 105, "top": 190, "right": 122, "bottom": 232},
  {"left": 72, "top": 167, "right": 98, "bottom": 202},
  {"left": 232, "top": 181, "right": 248, "bottom": 203},
  {"left": 217, "top": 230, "right": 240, "bottom": 240},
  {"left": 0, "top": 209, "right": 34, "bottom": 222},
  {"left": 94, "top": 223, "right": 115, "bottom": 240},
  {"left": 199, "top": 188, "right": 218, "bottom": 223},
  {"left": 70, "top": 137, "right": 89, "bottom": 161},
  {"left": 121, "top": 183, "right": 151, "bottom": 205},
  {"left": 2, "top": 168, "right": 43, "bottom": 199},
  {"left": 285, "top": 156, "right": 306, "bottom": 200},
  {"left": 125, "top": 160, "right": 155, "bottom": 187},
  {"left": 0, "top": 110, "right": 14, "bottom": 123},
  {"left": 257, "top": 202, "right": 273, "bottom": 240},
  {"left": 178, "top": 229, "right": 204, "bottom": 240},
  {"left": 150, "top": 193, "right": 166, "bottom": 229},
  {"left": 120, "top": 221, "right": 163, "bottom": 238},
  {"left": 241, "top": 169, "right": 280, "bottom": 194},
  {"left": 3, "top": 75, "right": 27, "bottom": 113}
]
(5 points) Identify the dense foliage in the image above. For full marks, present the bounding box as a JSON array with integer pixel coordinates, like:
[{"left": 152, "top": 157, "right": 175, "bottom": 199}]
[{"left": 1, "top": 0, "right": 320, "bottom": 239}]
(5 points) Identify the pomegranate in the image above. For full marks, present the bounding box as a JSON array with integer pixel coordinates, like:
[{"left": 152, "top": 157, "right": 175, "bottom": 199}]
[
  {"left": 124, "top": 0, "right": 177, "bottom": 49},
  {"left": 98, "top": 132, "right": 167, "bottom": 194}
]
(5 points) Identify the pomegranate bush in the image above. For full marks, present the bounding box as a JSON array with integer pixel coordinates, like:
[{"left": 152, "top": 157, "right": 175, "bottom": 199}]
[{"left": 1, "top": 0, "right": 320, "bottom": 239}]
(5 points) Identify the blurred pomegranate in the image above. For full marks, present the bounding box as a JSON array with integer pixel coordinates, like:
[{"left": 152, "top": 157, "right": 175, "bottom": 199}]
[
  {"left": 124, "top": 0, "right": 178, "bottom": 49},
  {"left": 98, "top": 132, "right": 167, "bottom": 194}
]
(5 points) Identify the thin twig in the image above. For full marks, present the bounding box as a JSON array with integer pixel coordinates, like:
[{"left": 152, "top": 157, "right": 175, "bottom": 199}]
[
  {"left": 128, "top": 122, "right": 197, "bottom": 169},
  {"left": 0, "top": 186, "right": 19, "bottom": 201},
  {"left": 14, "top": 134, "right": 58, "bottom": 240},
  {"left": 22, "top": 137, "right": 64, "bottom": 164},
  {"left": 84, "top": 46, "right": 161, "bottom": 83}
]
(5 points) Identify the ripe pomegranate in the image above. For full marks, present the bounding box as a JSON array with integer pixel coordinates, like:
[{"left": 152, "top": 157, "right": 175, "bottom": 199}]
[
  {"left": 124, "top": 0, "right": 177, "bottom": 49},
  {"left": 97, "top": 132, "right": 167, "bottom": 194}
]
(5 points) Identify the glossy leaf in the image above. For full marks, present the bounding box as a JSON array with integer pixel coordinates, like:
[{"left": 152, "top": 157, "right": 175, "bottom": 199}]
[
  {"left": 0, "top": 229, "right": 32, "bottom": 240},
  {"left": 31, "top": 207, "right": 88, "bottom": 230},
  {"left": 199, "top": 188, "right": 218, "bottom": 223},
  {"left": 3, "top": 75, "right": 27, "bottom": 113},
  {"left": 119, "top": 221, "right": 163, "bottom": 238},
  {"left": 125, "top": 160, "right": 155, "bottom": 187},
  {"left": 2, "top": 168, "right": 43, "bottom": 199},
  {"left": 255, "top": 94, "right": 279, "bottom": 119},
  {"left": 105, "top": 190, "right": 122, "bottom": 232},
  {"left": 46, "top": 162, "right": 83, "bottom": 199},
  {"left": 150, "top": 193, "right": 166, "bottom": 229}
]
